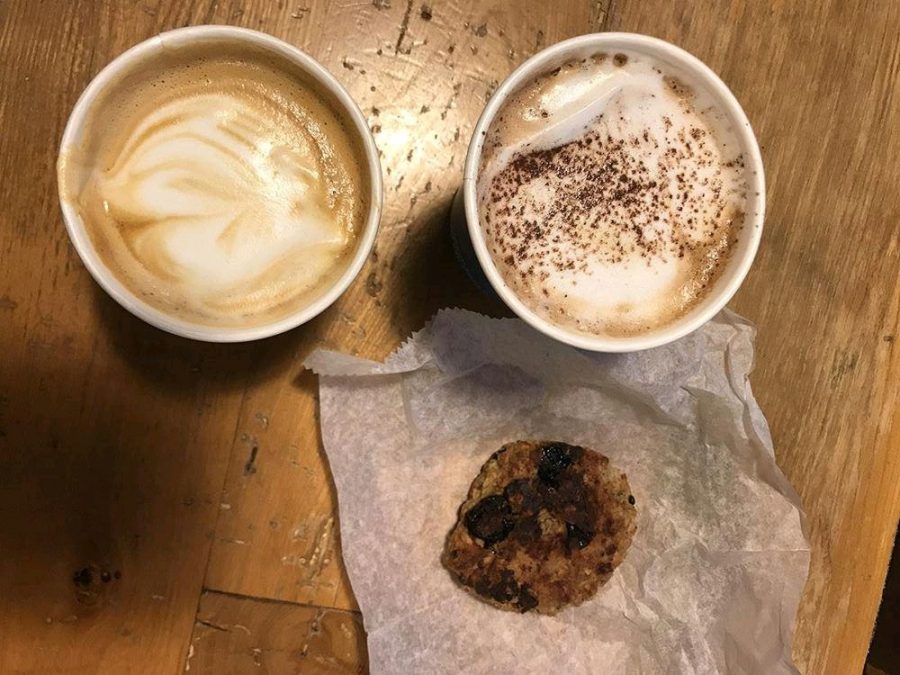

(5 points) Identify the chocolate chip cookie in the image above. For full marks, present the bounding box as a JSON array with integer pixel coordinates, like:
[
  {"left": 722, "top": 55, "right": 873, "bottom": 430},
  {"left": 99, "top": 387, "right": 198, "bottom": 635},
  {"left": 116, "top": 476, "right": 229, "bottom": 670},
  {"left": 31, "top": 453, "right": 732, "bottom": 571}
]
[{"left": 442, "top": 440, "right": 637, "bottom": 614}]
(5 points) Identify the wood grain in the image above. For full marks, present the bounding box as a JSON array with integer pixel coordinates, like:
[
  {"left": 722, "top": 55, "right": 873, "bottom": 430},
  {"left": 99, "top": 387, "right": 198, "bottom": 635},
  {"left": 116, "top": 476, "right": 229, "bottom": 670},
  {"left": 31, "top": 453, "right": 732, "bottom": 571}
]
[
  {"left": 187, "top": 591, "right": 366, "bottom": 674},
  {"left": 0, "top": 0, "right": 897, "bottom": 674}
]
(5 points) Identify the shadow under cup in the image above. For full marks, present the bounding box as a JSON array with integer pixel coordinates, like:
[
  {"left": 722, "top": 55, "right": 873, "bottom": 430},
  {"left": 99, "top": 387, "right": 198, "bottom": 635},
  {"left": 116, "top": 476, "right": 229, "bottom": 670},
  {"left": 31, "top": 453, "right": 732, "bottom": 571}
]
[
  {"left": 57, "top": 26, "right": 383, "bottom": 343},
  {"left": 452, "top": 33, "right": 765, "bottom": 353}
]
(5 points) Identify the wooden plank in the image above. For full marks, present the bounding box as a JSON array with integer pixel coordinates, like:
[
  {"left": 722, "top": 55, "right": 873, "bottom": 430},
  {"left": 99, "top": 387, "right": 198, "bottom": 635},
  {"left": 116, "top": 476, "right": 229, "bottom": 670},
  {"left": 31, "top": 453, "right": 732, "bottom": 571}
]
[
  {"left": 202, "top": 0, "right": 595, "bottom": 608},
  {"left": 603, "top": 2, "right": 900, "bottom": 674},
  {"left": 186, "top": 591, "right": 366, "bottom": 675}
]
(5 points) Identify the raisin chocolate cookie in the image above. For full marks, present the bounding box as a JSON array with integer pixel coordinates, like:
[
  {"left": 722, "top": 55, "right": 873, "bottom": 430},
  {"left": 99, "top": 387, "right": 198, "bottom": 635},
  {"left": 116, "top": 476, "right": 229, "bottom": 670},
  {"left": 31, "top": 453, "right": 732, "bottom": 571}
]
[{"left": 442, "top": 440, "right": 636, "bottom": 614}]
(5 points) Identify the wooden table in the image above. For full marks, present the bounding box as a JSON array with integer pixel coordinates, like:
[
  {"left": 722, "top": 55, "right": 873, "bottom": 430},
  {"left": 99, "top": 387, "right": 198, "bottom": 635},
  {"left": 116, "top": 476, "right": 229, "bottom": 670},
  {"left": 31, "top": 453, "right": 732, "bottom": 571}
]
[{"left": 1, "top": 1, "right": 898, "bottom": 673}]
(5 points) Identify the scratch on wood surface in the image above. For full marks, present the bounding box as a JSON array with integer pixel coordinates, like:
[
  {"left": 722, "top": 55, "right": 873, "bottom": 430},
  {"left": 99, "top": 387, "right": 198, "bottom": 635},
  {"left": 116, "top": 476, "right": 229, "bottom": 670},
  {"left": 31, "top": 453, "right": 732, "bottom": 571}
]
[
  {"left": 365, "top": 272, "right": 383, "bottom": 297},
  {"left": 299, "top": 608, "right": 326, "bottom": 657},
  {"left": 440, "top": 82, "right": 462, "bottom": 120},
  {"left": 243, "top": 444, "right": 258, "bottom": 475},
  {"left": 196, "top": 618, "right": 229, "bottom": 632},
  {"left": 830, "top": 350, "right": 859, "bottom": 386},
  {"left": 281, "top": 516, "right": 335, "bottom": 583},
  {"left": 590, "top": 0, "right": 614, "bottom": 30},
  {"left": 218, "top": 537, "right": 249, "bottom": 546},
  {"left": 394, "top": 0, "right": 414, "bottom": 54},
  {"left": 184, "top": 643, "right": 194, "bottom": 671}
]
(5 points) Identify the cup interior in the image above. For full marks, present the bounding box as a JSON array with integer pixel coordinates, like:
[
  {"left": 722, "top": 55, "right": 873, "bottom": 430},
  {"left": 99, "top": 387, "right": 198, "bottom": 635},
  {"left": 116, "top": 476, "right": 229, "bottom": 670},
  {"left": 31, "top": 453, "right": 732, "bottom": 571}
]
[
  {"left": 58, "top": 26, "right": 382, "bottom": 342},
  {"left": 463, "top": 33, "right": 764, "bottom": 352}
]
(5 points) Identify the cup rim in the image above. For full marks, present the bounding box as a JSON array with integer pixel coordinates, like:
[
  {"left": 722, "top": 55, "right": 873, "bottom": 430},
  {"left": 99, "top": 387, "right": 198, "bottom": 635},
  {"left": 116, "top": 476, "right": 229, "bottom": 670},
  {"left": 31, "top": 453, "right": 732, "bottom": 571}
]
[
  {"left": 57, "top": 25, "right": 382, "bottom": 343},
  {"left": 463, "top": 32, "right": 765, "bottom": 353}
]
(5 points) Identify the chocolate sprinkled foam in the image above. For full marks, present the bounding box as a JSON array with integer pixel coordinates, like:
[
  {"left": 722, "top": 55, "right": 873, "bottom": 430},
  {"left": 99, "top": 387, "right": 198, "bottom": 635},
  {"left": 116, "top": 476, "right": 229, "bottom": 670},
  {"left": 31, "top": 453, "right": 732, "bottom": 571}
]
[{"left": 478, "top": 51, "right": 747, "bottom": 337}]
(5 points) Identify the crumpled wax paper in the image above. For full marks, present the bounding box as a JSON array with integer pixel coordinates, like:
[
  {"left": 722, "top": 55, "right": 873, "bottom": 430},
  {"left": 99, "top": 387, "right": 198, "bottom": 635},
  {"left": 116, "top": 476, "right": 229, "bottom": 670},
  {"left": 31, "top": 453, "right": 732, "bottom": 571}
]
[{"left": 304, "top": 309, "right": 809, "bottom": 674}]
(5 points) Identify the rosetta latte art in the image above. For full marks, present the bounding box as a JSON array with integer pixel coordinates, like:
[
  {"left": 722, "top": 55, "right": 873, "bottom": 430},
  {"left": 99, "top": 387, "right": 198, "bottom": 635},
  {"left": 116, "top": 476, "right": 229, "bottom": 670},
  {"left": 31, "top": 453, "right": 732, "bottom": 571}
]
[
  {"left": 101, "top": 92, "right": 345, "bottom": 290},
  {"left": 60, "top": 48, "right": 368, "bottom": 327}
]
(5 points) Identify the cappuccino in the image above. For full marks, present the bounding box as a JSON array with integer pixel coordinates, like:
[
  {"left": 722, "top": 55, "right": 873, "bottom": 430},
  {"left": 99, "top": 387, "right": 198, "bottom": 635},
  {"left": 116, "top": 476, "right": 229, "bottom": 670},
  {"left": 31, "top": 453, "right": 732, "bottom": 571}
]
[
  {"left": 59, "top": 40, "right": 370, "bottom": 328},
  {"left": 478, "top": 51, "right": 748, "bottom": 337}
]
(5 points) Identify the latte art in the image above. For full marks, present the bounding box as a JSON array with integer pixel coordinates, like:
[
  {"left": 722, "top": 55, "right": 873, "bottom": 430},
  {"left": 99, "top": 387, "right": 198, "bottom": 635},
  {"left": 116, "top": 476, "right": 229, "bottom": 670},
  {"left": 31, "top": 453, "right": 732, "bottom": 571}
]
[
  {"left": 94, "top": 87, "right": 350, "bottom": 315},
  {"left": 59, "top": 42, "right": 369, "bottom": 327},
  {"left": 479, "top": 51, "right": 749, "bottom": 337}
]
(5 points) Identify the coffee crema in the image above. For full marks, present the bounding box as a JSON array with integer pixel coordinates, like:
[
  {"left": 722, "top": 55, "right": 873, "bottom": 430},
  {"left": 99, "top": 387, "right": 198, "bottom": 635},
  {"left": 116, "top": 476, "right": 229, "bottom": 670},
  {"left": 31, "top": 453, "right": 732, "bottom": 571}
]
[
  {"left": 478, "top": 51, "right": 748, "bottom": 337},
  {"left": 59, "top": 41, "right": 369, "bottom": 328}
]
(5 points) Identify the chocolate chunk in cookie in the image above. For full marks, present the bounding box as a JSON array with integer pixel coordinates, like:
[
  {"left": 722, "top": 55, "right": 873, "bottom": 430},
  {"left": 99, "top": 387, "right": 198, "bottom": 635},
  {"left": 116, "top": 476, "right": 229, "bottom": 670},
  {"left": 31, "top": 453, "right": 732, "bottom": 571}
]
[{"left": 465, "top": 494, "right": 515, "bottom": 546}]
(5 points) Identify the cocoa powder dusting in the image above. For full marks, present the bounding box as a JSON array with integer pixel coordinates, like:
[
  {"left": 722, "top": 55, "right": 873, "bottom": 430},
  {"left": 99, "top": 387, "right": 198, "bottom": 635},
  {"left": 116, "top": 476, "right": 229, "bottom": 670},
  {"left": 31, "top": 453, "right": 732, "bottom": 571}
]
[
  {"left": 485, "top": 125, "right": 732, "bottom": 275},
  {"left": 478, "top": 53, "right": 749, "bottom": 336}
]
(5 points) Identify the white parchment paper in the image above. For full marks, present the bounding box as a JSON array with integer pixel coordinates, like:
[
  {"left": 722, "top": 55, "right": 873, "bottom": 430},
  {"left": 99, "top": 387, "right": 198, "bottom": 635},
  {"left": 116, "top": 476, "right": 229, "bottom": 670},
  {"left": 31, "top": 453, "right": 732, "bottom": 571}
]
[{"left": 305, "top": 309, "right": 809, "bottom": 674}]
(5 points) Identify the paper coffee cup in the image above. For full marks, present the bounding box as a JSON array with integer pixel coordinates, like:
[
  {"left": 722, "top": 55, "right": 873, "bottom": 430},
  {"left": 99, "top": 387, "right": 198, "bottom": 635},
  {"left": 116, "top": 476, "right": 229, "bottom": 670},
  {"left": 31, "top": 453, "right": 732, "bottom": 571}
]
[
  {"left": 454, "top": 33, "right": 765, "bottom": 352},
  {"left": 57, "top": 26, "right": 382, "bottom": 342}
]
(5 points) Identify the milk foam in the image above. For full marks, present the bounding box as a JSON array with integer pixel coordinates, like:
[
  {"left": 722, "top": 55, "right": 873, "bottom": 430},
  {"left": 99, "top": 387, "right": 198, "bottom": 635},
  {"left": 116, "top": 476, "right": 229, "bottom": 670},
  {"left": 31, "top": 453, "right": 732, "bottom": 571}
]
[
  {"left": 98, "top": 92, "right": 346, "bottom": 295},
  {"left": 479, "top": 52, "right": 747, "bottom": 337},
  {"left": 60, "top": 44, "right": 368, "bottom": 327}
]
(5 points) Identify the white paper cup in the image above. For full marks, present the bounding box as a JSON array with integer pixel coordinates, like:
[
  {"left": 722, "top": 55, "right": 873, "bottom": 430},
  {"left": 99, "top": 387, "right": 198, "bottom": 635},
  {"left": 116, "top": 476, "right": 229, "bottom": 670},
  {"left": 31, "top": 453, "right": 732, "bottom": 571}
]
[
  {"left": 458, "top": 33, "right": 765, "bottom": 352},
  {"left": 57, "top": 26, "right": 382, "bottom": 342}
]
